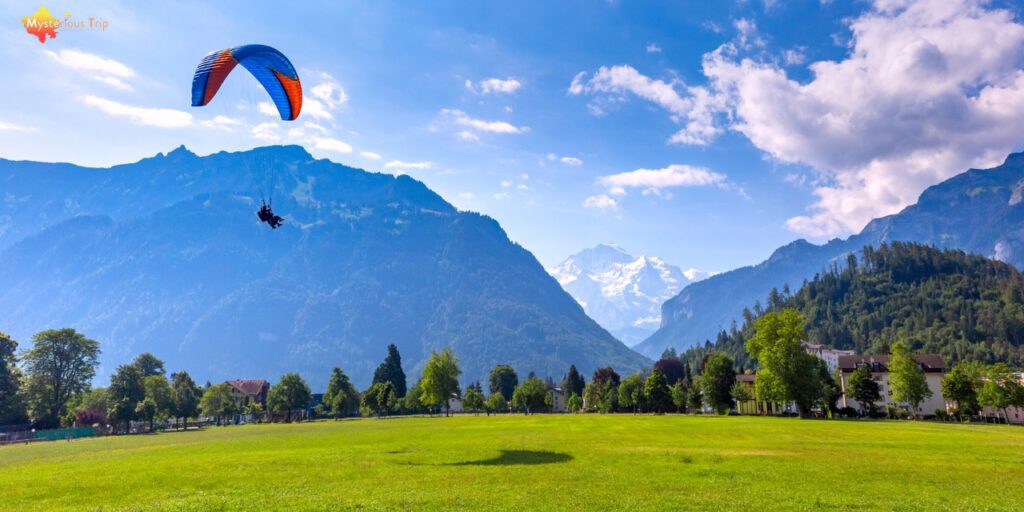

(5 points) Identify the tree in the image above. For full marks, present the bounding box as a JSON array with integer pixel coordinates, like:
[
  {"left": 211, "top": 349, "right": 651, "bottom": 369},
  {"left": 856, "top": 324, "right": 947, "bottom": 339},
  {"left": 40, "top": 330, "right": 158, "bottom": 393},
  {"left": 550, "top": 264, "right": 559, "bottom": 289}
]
[
  {"left": 372, "top": 344, "right": 407, "bottom": 397},
  {"left": 64, "top": 388, "right": 110, "bottom": 427},
  {"left": 171, "top": 371, "right": 201, "bottom": 429},
  {"left": 463, "top": 386, "right": 485, "bottom": 414},
  {"left": 754, "top": 369, "right": 786, "bottom": 414},
  {"left": 324, "top": 367, "right": 359, "bottom": 419},
  {"left": 0, "top": 332, "right": 26, "bottom": 425},
  {"left": 567, "top": 393, "right": 582, "bottom": 413},
  {"left": 108, "top": 364, "right": 145, "bottom": 433},
  {"left": 488, "top": 365, "right": 519, "bottom": 402},
  {"left": 888, "top": 342, "right": 932, "bottom": 418},
  {"left": 654, "top": 358, "right": 687, "bottom": 386},
  {"left": 848, "top": 364, "right": 881, "bottom": 415},
  {"left": 699, "top": 353, "right": 736, "bottom": 414},
  {"left": 618, "top": 373, "right": 645, "bottom": 414},
  {"left": 745, "top": 309, "right": 821, "bottom": 418},
  {"left": 511, "top": 375, "right": 548, "bottom": 414},
  {"left": 200, "top": 383, "right": 238, "bottom": 426},
  {"left": 361, "top": 381, "right": 398, "bottom": 417},
  {"left": 942, "top": 361, "right": 984, "bottom": 418},
  {"left": 131, "top": 353, "right": 165, "bottom": 377},
  {"left": 135, "top": 399, "right": 157, "bottom": 432},
  {"left": 592, "top": 367, "right": 621, "bottom": 413},
  {"left": 420, "top": 348, "right": 461, "bottom": 416},
  {"left": 731, "top": 381, "right": 754, "bottom": 412},
  {"left": 644, "top": 369, "right": 672, "bottom": 414},
  {"left": 978, "top": 363, "right": 1024, "bottom": 422},
  {"left": 485, "top": 392, "right": 508, "bottom": 415},
  {"left": 686, "top": 384, "right": 703, "bottom": 413},
  {"left": 143, "top": 375, "right": 174, "bottom": 426},
  {"left": 816, "top": 361, "right": 842, "bottom": 417},
  {"left": 564, "top": 365, "right": 585, "bottom": 397},
  {"left": 403, "top": 383, "right": 425, "bottom": 414},
  {"left": 671, "top": 380, "right": 689, "bottom": 413},
  {"left": 22, "top": 328, "right": 100, "bottom": 428},
  {"left": 268, "top": 373, "right": 312, "bottom": 422}
]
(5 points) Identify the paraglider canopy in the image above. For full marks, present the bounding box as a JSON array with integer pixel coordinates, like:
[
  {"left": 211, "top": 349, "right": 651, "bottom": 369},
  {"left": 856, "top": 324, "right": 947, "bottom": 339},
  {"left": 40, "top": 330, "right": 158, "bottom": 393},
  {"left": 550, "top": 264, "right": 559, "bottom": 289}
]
[{"left": 191, "top": 44, "right": 302, "bottom": 121}]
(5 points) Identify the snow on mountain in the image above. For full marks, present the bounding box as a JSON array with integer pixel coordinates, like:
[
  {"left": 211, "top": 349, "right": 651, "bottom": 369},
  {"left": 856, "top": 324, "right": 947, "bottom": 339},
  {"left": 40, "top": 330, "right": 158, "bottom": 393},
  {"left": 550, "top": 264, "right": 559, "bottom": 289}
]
[{"left": 548, "top": 244, "right": 709, "bottom": 347}]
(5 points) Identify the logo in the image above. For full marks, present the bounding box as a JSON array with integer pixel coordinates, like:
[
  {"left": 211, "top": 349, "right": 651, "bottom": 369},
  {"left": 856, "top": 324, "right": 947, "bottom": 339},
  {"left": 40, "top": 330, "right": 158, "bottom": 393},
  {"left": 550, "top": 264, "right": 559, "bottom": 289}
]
[{"left": 21, "top": 6, "right": 109, "bottom": 44}]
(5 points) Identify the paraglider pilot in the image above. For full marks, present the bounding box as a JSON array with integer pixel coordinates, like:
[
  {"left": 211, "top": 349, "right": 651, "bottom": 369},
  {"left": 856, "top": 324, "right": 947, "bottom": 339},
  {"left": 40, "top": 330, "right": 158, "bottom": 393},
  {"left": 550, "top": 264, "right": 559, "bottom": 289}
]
[{"left": 257, "top": 201, "right": 284, "bottom": 229}]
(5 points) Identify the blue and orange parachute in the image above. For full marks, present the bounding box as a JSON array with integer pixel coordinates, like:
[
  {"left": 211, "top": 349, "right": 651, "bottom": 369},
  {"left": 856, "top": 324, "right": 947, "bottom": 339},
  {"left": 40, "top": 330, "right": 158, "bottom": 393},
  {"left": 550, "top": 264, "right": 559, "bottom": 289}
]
[{"left": 191, "top": 44, "right": 301, "bottom": 121}]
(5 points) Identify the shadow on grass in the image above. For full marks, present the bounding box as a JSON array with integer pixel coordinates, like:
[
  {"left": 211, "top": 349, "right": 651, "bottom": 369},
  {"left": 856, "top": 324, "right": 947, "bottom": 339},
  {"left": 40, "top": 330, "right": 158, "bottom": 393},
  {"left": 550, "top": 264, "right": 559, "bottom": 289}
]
[{"left": 447, "top": 450, "right": 572, "bottom": 466}]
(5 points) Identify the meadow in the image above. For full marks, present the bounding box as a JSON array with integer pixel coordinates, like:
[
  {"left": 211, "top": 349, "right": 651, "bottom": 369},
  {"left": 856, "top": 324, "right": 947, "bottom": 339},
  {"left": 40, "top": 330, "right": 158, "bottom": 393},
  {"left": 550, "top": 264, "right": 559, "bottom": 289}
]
[{"left": 1, "top": 414, "right": 1022, "bottom": 511}]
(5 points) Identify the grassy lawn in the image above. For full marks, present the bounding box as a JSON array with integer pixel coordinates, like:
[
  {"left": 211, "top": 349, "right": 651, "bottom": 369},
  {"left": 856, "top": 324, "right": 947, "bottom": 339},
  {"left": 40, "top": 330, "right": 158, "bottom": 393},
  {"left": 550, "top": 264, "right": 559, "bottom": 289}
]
[{"left": 1, "top": 414, "right": 1022, "bottom": 511}]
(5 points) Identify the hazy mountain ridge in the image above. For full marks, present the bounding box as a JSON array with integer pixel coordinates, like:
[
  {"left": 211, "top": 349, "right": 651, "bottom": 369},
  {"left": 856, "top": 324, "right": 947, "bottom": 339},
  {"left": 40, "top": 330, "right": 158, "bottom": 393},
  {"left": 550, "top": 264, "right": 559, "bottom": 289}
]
[
  {"left": 637, "top": 152, "right": 1024, "bottom": 358},
  {"left": 0, "top": 146, "right": 648, "bottom": 389}
]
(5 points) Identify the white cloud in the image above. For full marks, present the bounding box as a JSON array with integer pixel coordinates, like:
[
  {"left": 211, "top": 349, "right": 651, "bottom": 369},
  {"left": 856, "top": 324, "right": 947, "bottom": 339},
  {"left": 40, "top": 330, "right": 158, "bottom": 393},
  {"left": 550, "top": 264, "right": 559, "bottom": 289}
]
[
  {"left": 459, "top": 192, "right": 475, "bottom": 199},
  {"left": 467, "top": 77, "right": 522, "bottom": 94},
  {"left": 360, "top": 151, "right": 382, "bottom": 160},
  {"left": 456, "top": 130, "right": 480, "bottom": 142},
  {"left": 303, "top": 122, "right": 329, "bottom": 134},
  {"left": 46, "top": 49, "right": 134, "bottom": 90},
  {"left": 441, "top": 109, "right": 528, "bottom": 135},
  {"left": 0, "top": 120, "right": 37, "bottom": 132},
  {"left": 311, "top": 136, "right": 353, "bottom": 154},
  {"left": 251, "top": 122, "right": 280, "bottom": 141},
  {"left": 200, "top": 115, "right": 241, "bottom": 131},
  {"left": 575, "top": 0, "right": 1024, "bottom": 237},
  {"left": 301, "top": 98, "right": 333, "bottom": 120},
  {"left": 582, "top": 194, "right": 619, "bottom": 211},
  {"left": 568, "top": 65, "right": 721, "bottom": 145},
  {"left": 385, "top": 160, "right": 432, "bottom": 170},
  {"left": 599, "top": 164, "right": 728, "bottom": 195},
  {"left": 310, "top": 73, "right": 349, "bottom": 109},
  {"left": 646, "top": 43, "right": 662, "bottom": 53},
  {"left": 83, "top": 96, "right": 192, "bottom": 128},
  {"left": 257, "top": 102, "right": 279, "bottom": 117},
  {"left": 700, "top": 0, "right": 1024, "bottom": 235},
  {"left": 782, "top": 47, "right": 807, "bottom": 65},
  {"left": 500, "top": 180, "right": 512, "bottom": 188},
  {"left": 560, "top": 156, "right": 583, "bottom": 166}
]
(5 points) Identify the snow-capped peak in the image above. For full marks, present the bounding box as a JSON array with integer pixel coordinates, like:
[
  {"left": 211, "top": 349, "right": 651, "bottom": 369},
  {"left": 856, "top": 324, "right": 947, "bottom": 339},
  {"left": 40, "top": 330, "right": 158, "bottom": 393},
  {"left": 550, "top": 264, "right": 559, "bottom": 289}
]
[{"left": 549, "top": 245, "right": 711, "bottom": 347}]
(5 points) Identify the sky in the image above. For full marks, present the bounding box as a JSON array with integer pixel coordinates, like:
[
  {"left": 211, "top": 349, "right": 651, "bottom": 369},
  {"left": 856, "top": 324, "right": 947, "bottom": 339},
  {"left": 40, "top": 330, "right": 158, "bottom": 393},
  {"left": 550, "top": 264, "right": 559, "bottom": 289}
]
[{"left": 3, "top": 0, "right": 1024, "bottom": 273}]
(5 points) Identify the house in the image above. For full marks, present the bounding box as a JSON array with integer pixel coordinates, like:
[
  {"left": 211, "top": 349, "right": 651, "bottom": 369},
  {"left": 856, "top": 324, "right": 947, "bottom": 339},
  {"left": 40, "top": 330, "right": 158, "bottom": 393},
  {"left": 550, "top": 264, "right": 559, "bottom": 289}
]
[
  {"left": 980, "top": 372, "right": 1024, "bottom": 425},
  {"left": 447, "top": 393, "right": 463, "bottom": 413},
  {"left": 549, "top": 388, "right": 566, "bottom": 413},
  {"left": 838, "top": 354, "right": 946, "bottom": 415},
  {"left": 226, "top": 379, "right": 270, "bottom": 409},
  {"left": 802, "top": 342, "right": 856, "bottom": 373}
]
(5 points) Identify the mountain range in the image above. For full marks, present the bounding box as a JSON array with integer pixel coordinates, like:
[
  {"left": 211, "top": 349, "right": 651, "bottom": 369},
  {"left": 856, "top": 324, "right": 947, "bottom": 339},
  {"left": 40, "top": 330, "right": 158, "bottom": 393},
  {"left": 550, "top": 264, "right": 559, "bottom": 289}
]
[
  {"left": 548, "top": 244, "right": 710, "bottom": 346},
  {"left": 636, "top": 152, "right": 1024, "bottom": 358},
  {"left": 0, "top": 146, "right": 649, "bottom": 389}
]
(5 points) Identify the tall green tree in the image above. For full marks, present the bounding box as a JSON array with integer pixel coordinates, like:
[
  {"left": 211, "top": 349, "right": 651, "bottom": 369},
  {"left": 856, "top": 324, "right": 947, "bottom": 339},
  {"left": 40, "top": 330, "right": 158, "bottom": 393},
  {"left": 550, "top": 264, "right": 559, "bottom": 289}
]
[
  {"left": 511, "top": 375, "right": 548, "bottom": 414},
  {"left": 131, "top": 353, "right": 165, "bottom": 377},
  {"left": 0, "top": 332, "right": 26, "bottom": 424},
  {"left": 22, "top": 328, "right": 100, "bottom": 428},
  {"left": 200, "top": 383, "right": 238, "bottom": 426},
  {"left": 699, "top": 353, "right": 736, "bottom": 414},
  {"left": 848, "top": 364, "right": 881, "bottom": 415},
  {"left": 108, "top": 364, "right": 145, "bottom": 433},
  {"left": 745, "top": 309, "right": 821, "bottom": 417},
  {"left": 143, "top": 375, "right": 174, "bottom": 426},
  {"left": 420, "top": 348, "right": 461, "bottom": 416},
  {"left": 171, "top": 371, "right": 201, "bottom": 428},
  {"left": 268, "top": 373, "right": 312, "bottom": 423},
  {"left": 888, "top": 342, "right": 932, "bottom": 418},
  {"left": 566, "top": 393, "right": 583, "bottom": 413},
  {"left": 372, "top": 344, "right": 407, "bottom": 397},
  {"left": 671, "top": 380, "right": 689, "bottom": 413},
  {"left": 731, "top": 381, "right": 754, "bottom": 412},
  {"left": 942, "top": 361, "right": 984, "bottom": 417},
  {"left": 361, "top": 381, "right": 398, "bottom": 417},
  {"left": 644, "top": 369, "right": 672, "bottom": 414},
  {"left": 488, "top": 365, "right": 519, "bottom": 402},
  {"left": 618, "top": 373, "right": 646, "bottom": 414},
  {"left": 754, "top": 369, "right": 786, "bottom": 414},
  {"left": 686, "top": 384, "right": 703, "bottom": 413},
  {"left": 564, "top": 365, "right": 585, "bottom": 397},
  {"left": 135, "top": 399, "right": 158, "bottom": 432},
  {"left": 324, "top": 367, "right": 359, "bottom": 419}
]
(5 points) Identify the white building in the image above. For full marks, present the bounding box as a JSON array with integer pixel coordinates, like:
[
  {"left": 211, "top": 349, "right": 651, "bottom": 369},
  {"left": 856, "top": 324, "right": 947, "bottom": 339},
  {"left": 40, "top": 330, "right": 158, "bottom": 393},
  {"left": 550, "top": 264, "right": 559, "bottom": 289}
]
[
  {"left": 838, "top": 354, "right": 946, "bottom": 415},
  {"left": 446, "top": 393, "right": 463, "bottom": 413},
  {"left": 803, "top": 342, "right": 856, "bottom": 373}
]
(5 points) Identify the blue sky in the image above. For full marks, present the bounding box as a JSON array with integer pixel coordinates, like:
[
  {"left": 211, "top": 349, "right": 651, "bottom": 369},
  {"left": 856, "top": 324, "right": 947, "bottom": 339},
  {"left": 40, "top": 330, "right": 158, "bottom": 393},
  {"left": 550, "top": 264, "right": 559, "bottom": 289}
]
[{"left": 3, "top": 0, "right": 1024, "bottom": 272}]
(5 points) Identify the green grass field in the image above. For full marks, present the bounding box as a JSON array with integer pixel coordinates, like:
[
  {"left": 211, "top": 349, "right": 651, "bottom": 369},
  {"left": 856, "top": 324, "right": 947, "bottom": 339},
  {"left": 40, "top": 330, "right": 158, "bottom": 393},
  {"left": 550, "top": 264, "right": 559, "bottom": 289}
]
[{"left": 1, "top": 415, "right": 1022, "bottom": 511}]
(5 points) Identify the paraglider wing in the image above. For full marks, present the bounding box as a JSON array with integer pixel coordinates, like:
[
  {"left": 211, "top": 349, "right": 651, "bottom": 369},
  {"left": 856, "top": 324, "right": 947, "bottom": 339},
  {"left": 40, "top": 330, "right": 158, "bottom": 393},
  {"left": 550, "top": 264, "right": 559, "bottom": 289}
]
[{"left": 191, "top": 44, "right": 302, "bottom": 121}]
